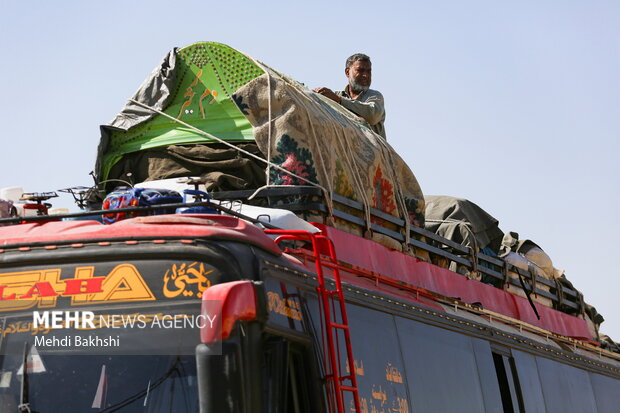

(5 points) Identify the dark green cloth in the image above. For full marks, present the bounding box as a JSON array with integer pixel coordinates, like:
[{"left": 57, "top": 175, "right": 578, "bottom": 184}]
[
  {"left": 106, "top": 143, "right": 266, "bottom": 193},
  {"left": 424, "top": 195, "right": 504, "bottom": 253}
]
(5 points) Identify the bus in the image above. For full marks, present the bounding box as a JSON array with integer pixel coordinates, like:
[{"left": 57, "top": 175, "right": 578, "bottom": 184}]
[
  {"left": 1, "top": 40, "right": 617, "bottom": 412},
  {"left": 0, "top": 192, "right": 618, "bottom": 412}
]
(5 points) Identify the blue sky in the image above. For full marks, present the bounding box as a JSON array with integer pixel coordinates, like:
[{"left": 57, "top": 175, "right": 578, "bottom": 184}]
[{"left": 1, "top": 1, "right": 619, "bottom": 340}]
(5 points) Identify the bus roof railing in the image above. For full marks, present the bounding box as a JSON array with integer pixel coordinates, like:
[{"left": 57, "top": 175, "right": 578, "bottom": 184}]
[
  {"left": 210, "top": 186, "right": 585, "bottom": 316},
  {"left": 0, "top": 186, "right": 584, "bottom": 317}
]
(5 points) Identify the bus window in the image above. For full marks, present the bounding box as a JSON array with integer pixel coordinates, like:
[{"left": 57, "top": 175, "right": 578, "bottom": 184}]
[
  {"left": 263, "top": 336, "right": 320, "bottom": 413},
  {"left": 535, "top": 356, "right": 599, "bottom": 412},
  {"left": 264, "top": 337, "right": 288, "bottom": 413},
  {"left": 492, "top": 350, "right": 525, "bottom": 413}
]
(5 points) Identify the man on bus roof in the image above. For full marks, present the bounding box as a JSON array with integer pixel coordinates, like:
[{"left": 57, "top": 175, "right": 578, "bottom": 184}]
[{"left": 313, "top": 53, "right": 386, "bottom": 139}]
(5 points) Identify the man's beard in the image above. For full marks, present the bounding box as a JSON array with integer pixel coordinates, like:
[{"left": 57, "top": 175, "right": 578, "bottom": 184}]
[{"left": 348, "top": 77, "right": 369, "bottom": 94}]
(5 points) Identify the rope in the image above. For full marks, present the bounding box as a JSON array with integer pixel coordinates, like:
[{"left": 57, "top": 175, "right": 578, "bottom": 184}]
[
  {"left": 516, "top": 265, "right": 541, "bottom": 320},
  {"left": 131, "top": 66, "right": 413, "bottom": 244},
  {"left": 298, "top": 91, "right": 336, "bottom": 222},
  {"left": 340, "top": 130, "right": 373, "bottom": 235},
  {"left": 292, "top": 83, "right": 391, "bottom": 237},
  {"left": 258, "top": 68, "right": 378, "bottom": 235},
  {"left": 382, "top": 145, "right": 412, "bottom": 246},
  {"left": 249, "top": 66, "right": 366, "bottom": 226},
  {"left": 266, "top": 72, "right": 273, "bottom": 186},
  {"left": 245, "top": 65, "right": 337, "bottom": 216},
  {"left": 301, "top": 85, "right": 374, "bottom": 233},
  {"left": 127, "top": 99, "right": 328, "bottom": 194},
  {"left": 555, "top": 277, "right": 564, "bottom": 308}
]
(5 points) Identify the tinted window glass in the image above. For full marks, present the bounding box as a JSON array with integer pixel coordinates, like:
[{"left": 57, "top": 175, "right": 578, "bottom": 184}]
[
  {"left": 492, "top": 352, "right": 524, "bottom": 412},
  {"left": 536, "top": 356, "right": 598, "bottom": 412},
  {"left": 340, "top": 304, "right": 411, "bottom": 413},
  {"left": 472, "top": 340, "right": 504, "bottom": 412},
  {"left": 0, "top": 354, "right": 197, "bottom": 412},
  {"left": 590, "top": 371, "right": 620, "bottom": 413},
  {"left": 512, "top": 350, "right": 546, "bottom": 413},
  {"left": 395, "top": 318, "right": 493, "bottom": 412}
]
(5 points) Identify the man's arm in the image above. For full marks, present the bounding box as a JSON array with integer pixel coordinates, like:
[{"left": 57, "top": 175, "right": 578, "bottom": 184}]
[
  {"left": 313, "top": 87, "right": 384, "bottom": 126},
  {"left": 339, "top": 92, "right": 385, "bottom": 126},
  {"left": 313, "top": 87, "right": 341, "bottom": 103}
]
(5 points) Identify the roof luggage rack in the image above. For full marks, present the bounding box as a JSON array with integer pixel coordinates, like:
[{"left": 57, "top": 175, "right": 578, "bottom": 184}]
[
  {"left": 211, "top": 186, "right": 586, "bottom": 317},
  {"left": 19, "top": 192, "right": 58, "bottom": 216},
  {"left": 0, "top": 186, "right": 587, "bottom": 321}
]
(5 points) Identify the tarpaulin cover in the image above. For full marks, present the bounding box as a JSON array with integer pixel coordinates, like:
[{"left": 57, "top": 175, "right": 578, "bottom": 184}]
[
  {"left": 95, "top": 43, "right": 262, "bottom": 183},
  {"left": 94, "top": 41, "right": 425, "bottom": 236},
  {"left": 424, "top": 195, "right": 503, "bottom": 252}
]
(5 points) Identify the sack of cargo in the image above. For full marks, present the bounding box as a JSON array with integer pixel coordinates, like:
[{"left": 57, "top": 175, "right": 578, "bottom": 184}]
[
  {"left": 499, "top": 232, "right": 557, "bottom": 280},
  {"left": 102, "top": 187, "right": 182, "bottom": 224},
  {"left": 503, "top": 251, "right": 553, "bottom": 307}
]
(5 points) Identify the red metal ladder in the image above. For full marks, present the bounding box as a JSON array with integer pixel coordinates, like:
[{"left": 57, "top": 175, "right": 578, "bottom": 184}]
[{"left": 264, "top": 229, "right": 361, "bottom": 413}]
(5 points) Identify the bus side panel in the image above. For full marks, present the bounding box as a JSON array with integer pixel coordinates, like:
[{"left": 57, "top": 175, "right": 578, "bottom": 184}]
[
  {"left": 535, "top": 356, "right": 598, "bottom": 412},
  {"left": 512, "top": 350, "right": 547, "bottom": 413},
  {"left": 394, "top": 317, "right": 500, "bottom": 413},
  {"left": 590, "top": 371, "right": 620, "bottom": 413}
]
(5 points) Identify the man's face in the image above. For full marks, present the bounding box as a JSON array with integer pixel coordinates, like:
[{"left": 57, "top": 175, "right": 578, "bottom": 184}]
[{"left": 346, "top": 60, "right": 372, "bottom": 93}]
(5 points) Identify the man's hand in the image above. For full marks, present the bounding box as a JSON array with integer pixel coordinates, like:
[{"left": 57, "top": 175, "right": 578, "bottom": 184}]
[{"left": 313, "top": 87, "right": 341, "bottom": 103}]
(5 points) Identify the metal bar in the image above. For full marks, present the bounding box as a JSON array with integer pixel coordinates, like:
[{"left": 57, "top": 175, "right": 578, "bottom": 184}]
[
  {"left": 477, "top": 266, "right": 504, "bottom": 281},
  {"left": 410, "top": 225, "right": 471, "bottom": 254},
  {"left": 478, "top": 252, "right": 505, "bottom": 267},
  {"left": 6, "top": 183, "right": 583, "bottom": 320},
  {"left": 408, "top": 238, "right": 473, "bottom": 267},
  {"left": 210, "top": 185, "right": 581, "bottom": 314},
  {"left": 331, "top": 194, "right": 405, "bottom": 227},
  {"left": 0, "top": 200, "right": 280, "bottom": 228},
  {"left": 211, "top": 186, "right": 322, "bottom": 200}
]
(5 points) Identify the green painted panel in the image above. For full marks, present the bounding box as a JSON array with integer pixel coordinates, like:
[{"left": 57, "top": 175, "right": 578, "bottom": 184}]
[{"left": 102, "top": 42, "right": 264, "bottom": 180}]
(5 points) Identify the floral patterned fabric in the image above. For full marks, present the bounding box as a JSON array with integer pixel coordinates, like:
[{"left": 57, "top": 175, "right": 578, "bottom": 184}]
[{"left": 232, "top": 70, "right": 425, "bottom": 246}]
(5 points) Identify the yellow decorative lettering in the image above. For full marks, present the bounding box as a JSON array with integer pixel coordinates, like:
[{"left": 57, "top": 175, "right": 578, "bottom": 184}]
[
  {"left": 267, "top": 291, "right": 302, "bottom": 321},
  {"left": 371, "top": 385, "right": 387, "bottom": 406},
  {"left": 385, "top": 362, "right": 403, "bottom": 383},
  {"left": 163, "top": 262, "right": 212, "bottom": 299},
  {"left": 0, "top": 269, "right": 62, "bottom": 311},
  {"left": 345, "top": 359, "right": 365, "bottom": 376},
  {"left": 71, "top": 264, "right": 155, "bottom": 305}
]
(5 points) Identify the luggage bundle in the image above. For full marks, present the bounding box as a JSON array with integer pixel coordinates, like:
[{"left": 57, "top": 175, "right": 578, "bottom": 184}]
[{"left": 102, "top": 187, "right": 183, "bottom": 224}]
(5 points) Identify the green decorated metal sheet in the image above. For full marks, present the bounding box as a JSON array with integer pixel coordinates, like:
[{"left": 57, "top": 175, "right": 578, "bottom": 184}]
[{"left": 101, "top": 42, "right": 264, "bottom": 180}]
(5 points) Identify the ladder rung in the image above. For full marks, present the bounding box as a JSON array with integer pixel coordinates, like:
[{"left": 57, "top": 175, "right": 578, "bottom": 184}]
[
  {"left": 330, "top": 323, "right": 349, "bottom": 330},
  {"left": 326, "top": 373, "right": 355, "bottom": 383},
  {"left": 339, "top": 385, "right": 357, "bottom": 392}
]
